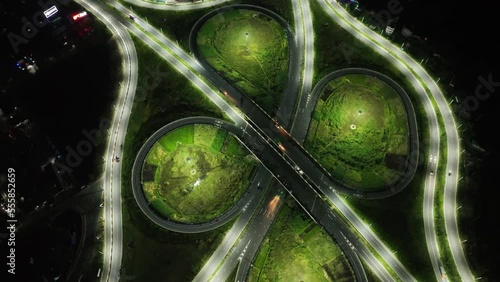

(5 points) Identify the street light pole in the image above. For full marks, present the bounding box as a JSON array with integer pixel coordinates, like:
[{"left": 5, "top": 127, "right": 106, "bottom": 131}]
[{"left": 245, "top": 32, "right": 249, "bottom": 51}]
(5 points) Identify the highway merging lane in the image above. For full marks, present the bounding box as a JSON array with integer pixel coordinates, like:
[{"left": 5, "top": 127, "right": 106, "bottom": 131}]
[
  {"left": 82, "top": 0, "right": 470, "bottom": 281},
  {"left": 112, "top": 2, "right": 376, "bottom": 280},
  {"left": 188, "top": 4, "right": 367, "bottom": 281},
  {"left": 124, "top": 0, "right": 232, "bottom": 11},
  {"left": 187, "top": 4, "right": 363, "bottom": 281},
  {"left": 192, "top": 166, "right": 274, "bottom": 282},
  {"left": 89, "top": 1, "right": 405, "bottom": 281},
  {"left": 131, "top": 118, "right": 266, "bottom": 233},
  {"left": 216, "top": 185, "right": 284, "bottom": 282},
  {"left": 317, "top": 0, "right": 471, "bottom": 280},
  {"left": 188, "top": 5, "right": 301, "bottom": 281}
]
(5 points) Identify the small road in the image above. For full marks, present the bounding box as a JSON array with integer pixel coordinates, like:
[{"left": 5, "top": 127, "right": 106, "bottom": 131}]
[
  {"left": 124, "top": 0, "right": 232, "bottom": 11},
  {"left": 85, "top": 1, "right": 427, "bottom": 281},
  {"left": 75, "top": 1, "right": 139, "bottom": 281},
  {"left": 317, "top": 0, "right": 471, "bottom": 280}
]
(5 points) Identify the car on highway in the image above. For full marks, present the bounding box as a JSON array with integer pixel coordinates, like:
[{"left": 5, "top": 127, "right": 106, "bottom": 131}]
[
  {"left": 448, "top": 170, "right": 452, "bottom": 176},
  {"left": 277, "top": 142, "right": 285, "bottom": 151},
  {"left": 294, "top": 165, "right": 304, "bottom": 175},
  {"left": 129, "top": 14, "right": 136, "bottom": 21},
  {"left": 349, "top": 242, "right": 355, "bottom": 250}
]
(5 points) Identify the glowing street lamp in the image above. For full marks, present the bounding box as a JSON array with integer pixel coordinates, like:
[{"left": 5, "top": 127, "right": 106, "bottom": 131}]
[{"left": 245, "top": 32, "right": 249, "bottom": 51}]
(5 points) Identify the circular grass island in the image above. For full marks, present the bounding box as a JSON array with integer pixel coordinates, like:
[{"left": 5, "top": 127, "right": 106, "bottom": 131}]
[
  {"left": 141, "top": 124, "right": 257, "bottom": 224},
  {"left": 196, "top": 8, "right": 289, "bottom": 112},
  {"left": 306, "top": 74, "right": 411, "bottom": 191}
]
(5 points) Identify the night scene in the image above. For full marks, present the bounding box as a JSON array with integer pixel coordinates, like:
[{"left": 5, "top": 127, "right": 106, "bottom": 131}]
[{"left": 0, "top": 0, "right": 498, "bottom": 281}]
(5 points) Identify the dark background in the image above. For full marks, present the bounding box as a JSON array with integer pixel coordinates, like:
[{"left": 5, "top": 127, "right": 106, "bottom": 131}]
[{"left": 0, "top": 0, "right": 498, "bottom": 280}]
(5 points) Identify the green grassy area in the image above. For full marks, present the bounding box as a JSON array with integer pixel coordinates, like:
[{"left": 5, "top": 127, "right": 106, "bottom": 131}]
[
  {"left": 312, "top": 13, "right": 458, "bottom": 277},
  {"left": 158, "top": 125, "right": 195, "bottom": 151},
  {"left": 119, "top": 34, "right": 235, "bottom": 280},
  {"left": 311, "top": 1, "right": 390, "bottom": 86},
  {"left": 338, "top": 93, "right": 431, "bottom": 280},
  {"left": 310, "top": 0, "right": 419, "bottom": 93},
  {"left": 196, "top": 9, "right": 289, "bottom": 113},
  {"left": 309, "top": 1, "right": 438, "bottom": 280},
  {"left": 120, "top": 200, "right": 236, "bottom": 281},
  {"left": 124, "top": 0, "right": 294, "bottom": 51},
  {"left": 249, "top": 203, "right": 354, "bottom": 282},
  {"left": 305, "top": 74, "right": 409, "bottom": 190},
  {"left": 225, "top": 134, "right": 249, "bottom": 156},
  {"left": 142, "top": 124, "right": 257, "bottom": 223},
  {"left": 124, "top": 2, "right": 289, "bottom": 116},
  {"left": 211, "top": 127, "right": 228, "bottom": 151}
]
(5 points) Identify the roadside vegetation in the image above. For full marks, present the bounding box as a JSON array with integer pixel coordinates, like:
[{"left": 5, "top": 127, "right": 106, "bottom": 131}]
[
  {"left": 122, "top": 0, "right": 295, "bottom": 51},
  {"left": 309, "top": 1, "right": 435, "bottom": 280},
  {"left": 119, "top": 35, "right": 234, "bottom": 280},
  {"left": 344, "top": 168, "right": 432, "bottom": 281},
  {"left": 142, "top": 124, "right": 257, "bottom": 223},
  {"left": 433, "top": 116, "right": 461, "bottom": 282},
  {"left": 306, "top": 74, "right": 409, "bottom": 190},
  {"left": 124, "top": 3, "right": 290, "bottom": 114},
  {"left": 249, "top": 202, "right": 354, "bottom": 282},
  {"left": 362, "top": 260, "right": 383, "bottom": 282},
  {"left": 197, "top": 9, "right": 289, "bottom": 113}
]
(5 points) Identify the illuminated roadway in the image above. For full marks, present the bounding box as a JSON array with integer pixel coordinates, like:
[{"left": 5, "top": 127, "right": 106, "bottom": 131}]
[
  {"left": 229, "top": 2, "right": 321, "bottom": 281},
  {"left": 188, "top": 4, "right": 301, "bottom": 131},
  {"left": 91, "top": 3, "right": 385, "bottom": 281},
  {"left": 123, "top": 0, "right": 232, "bottom": 11},
  {"left": 317, "top": 0, "right": 471, "bottom": 281},
  {"left": 75, "top": 0, "right": 139, "bottom": 281},
  {"left": 89, "top": 1, "right": 405, "bottom": 281},
  {"left": 289, "top": 0, "right": 315, "bottom": 143},
  {"left": 82, "top": 0, "right": 468, "bottom": 281},
  {"left": 111, "top": 2, "right": 376, "bottom": 280},
  {"left": 187, "top": 4, "right": 366, "bottom": 282},
  {"left": 213, "top": 185, "right": 283, "bottom": 282},
  {"left": 192, "top": 167, "right": 274, "bottom": 282},
  {"left": 188, "top": 5, "right": 301, "bottom": 282}
]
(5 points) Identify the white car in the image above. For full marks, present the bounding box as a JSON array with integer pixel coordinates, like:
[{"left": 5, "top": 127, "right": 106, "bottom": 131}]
[{"left": 294, "top": 165, "right": 304, "bottom": 175}]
